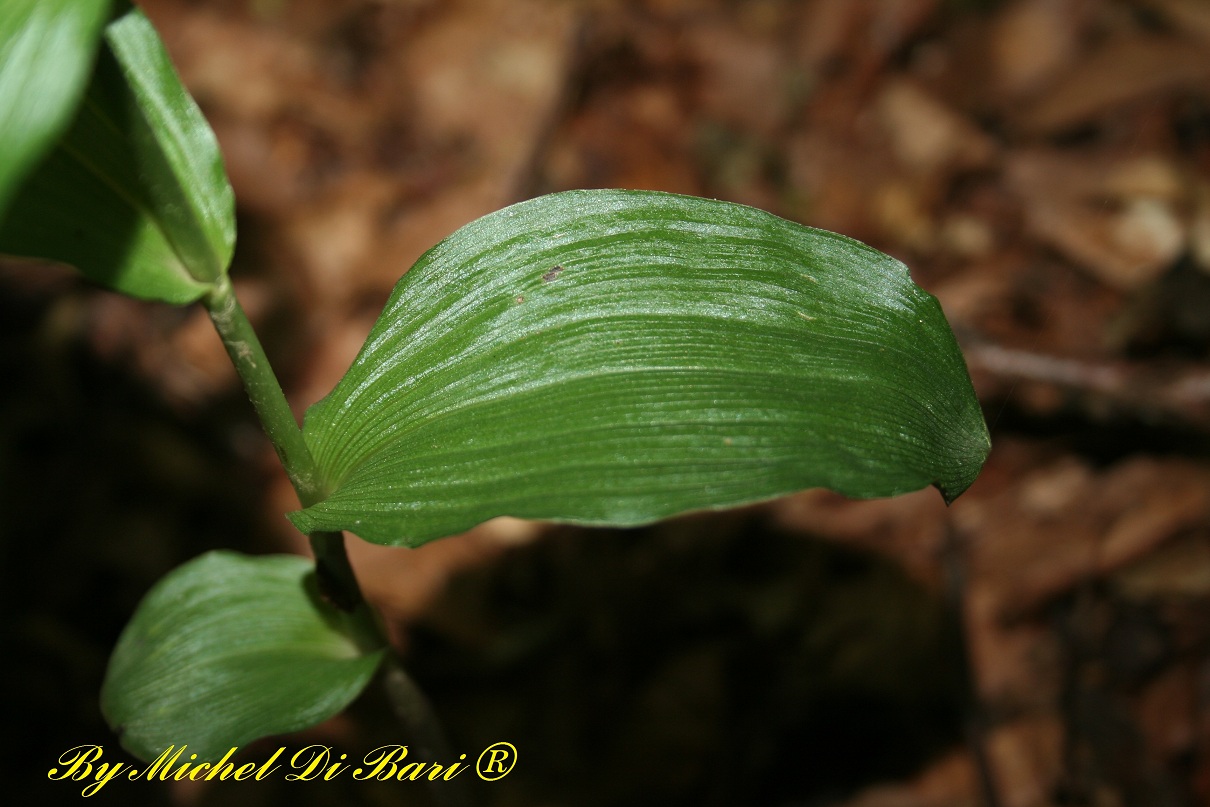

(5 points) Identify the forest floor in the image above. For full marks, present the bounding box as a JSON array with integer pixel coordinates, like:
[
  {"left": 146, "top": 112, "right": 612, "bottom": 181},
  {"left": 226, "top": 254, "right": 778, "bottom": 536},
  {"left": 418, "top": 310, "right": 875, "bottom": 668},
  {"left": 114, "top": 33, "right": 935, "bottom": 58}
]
[{"left": 6, "top": 1, "right": 1210, "bottom": 805}]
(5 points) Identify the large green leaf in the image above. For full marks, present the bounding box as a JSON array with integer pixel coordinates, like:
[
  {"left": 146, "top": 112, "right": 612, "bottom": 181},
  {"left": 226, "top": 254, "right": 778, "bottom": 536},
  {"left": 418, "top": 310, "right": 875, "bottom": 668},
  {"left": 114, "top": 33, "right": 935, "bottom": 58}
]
[
  {"left": 290, "top": 190, "right": 990, "bottom": 546},
  {"left": 0, "top": 0, "right": 110, "bottom": 217},
  {"left": 0, "top": 3, "right": 234, "bottom": 304},
  {"left": 102, "top": 552, "right": 385, "bottom": 762}
]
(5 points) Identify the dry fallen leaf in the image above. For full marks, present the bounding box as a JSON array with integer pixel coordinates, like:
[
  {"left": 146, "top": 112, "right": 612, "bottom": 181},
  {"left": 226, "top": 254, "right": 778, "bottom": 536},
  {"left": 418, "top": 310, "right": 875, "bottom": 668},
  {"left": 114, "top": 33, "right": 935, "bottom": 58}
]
[
  {"left": 876, "top": 78, "right": 996, "bottom": 176},
  {"left": 1007, "top": 150, "right": 1189, "bottom": 290},
  {"left": 1019, "top": 35, "right": 1210, "bottom": 134}
]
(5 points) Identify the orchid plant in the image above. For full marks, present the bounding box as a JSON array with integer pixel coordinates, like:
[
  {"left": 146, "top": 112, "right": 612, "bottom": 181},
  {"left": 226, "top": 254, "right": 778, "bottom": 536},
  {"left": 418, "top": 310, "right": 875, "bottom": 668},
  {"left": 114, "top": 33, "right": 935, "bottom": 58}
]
[{"left": 1, "top": 0, "right": 989, "bottom": 765}]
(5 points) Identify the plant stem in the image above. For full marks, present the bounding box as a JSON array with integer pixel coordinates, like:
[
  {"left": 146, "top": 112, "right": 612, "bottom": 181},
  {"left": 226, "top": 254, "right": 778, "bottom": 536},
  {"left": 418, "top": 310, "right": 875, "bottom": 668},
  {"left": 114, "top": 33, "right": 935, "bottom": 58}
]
[
  {"left": 203, "top": 275, "right": 324, "bottom": 506},
  {"left": 203, "top": 278, "right": 465, "bottom": 798},
  {"left": 202, "top": 275, "right": 363, "bottom": 612},
  {"left": 310, "top": 529, "right": 365, "bottom": 613},
  {"left": 383, "top": 658, "right": 474, "bottom": 807}
]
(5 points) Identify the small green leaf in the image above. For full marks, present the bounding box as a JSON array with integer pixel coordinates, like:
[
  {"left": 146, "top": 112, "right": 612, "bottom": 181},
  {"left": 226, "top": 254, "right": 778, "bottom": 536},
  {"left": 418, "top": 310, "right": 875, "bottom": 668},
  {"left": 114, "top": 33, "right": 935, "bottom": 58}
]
[
  {"left": 0, "top": 3, "right": 234, "bottom": 304},
  {"left": 101, "top": 552, "right": 385, "bottom": 762},
  {"left": 0, "top": 0, "right": 110, "bottom": 217},
  {"left": 291, "top": 190, "right": 990, "bottom": 546}
]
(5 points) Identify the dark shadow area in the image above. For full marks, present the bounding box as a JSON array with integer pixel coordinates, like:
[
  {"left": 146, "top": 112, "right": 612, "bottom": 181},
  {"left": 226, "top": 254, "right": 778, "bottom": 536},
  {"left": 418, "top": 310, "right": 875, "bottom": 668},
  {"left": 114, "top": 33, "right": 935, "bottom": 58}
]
[
  {"left": 0, "top": 270, "right": 269, "bottom": 805},
  {"left": 405, "top": 513, "right": 968, "bottom": 807},
  {"left": 1, "top": 265, "right": 969, "bottom": 805}
]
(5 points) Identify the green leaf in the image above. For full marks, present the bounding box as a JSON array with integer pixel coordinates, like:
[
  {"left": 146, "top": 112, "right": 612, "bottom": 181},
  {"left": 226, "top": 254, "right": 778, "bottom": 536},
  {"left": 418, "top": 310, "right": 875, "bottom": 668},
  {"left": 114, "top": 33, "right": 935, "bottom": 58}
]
[
  {"left": 0, "top": 0, "right": 110, "bottom": 217},
  {"left": 0, "top": 3, "right": 234, "bottom": 304},
  {"left": 290, "top": 190, "right": 989, "bottom": 547},
  {"left": 101, "top": 552, "right": 385, "bottom": 762}
]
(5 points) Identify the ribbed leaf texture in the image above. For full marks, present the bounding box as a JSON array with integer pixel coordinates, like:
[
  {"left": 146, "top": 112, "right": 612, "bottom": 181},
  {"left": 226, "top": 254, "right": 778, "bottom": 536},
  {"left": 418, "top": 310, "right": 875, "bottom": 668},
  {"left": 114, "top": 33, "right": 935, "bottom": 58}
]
[
  {"left": 291, "top": 190, "right": 990, "bottom": 546},
  {"left": 102, "top": 552, "right": 385, "bottom": 762},
  {"left": 0, "top": 4, "right": 233, "bottom": 303},
  {"left": 0, "top": 0, "right": 109, "bottom": 216}
]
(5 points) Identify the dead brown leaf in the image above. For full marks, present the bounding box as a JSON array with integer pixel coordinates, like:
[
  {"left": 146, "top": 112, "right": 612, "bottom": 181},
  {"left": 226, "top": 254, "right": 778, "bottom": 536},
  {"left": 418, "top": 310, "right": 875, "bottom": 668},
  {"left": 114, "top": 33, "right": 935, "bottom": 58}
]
[{"left": 1019, "top": 35, "right": 1210, "bottom": 135}]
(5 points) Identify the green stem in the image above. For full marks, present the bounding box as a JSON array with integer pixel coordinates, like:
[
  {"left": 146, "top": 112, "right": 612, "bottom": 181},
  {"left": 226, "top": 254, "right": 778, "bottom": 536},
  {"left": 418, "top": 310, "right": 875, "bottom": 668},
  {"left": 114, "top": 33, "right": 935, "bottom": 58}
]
[
  {"left": 309, "top": 530, "right": 365, "bottom": 614},
  {"left": 202, "top": 275, "right": 363, "bottom": 613},
  {"left": 203, "top": 275, "right": 323, "bottom": 506},
  {"left": 202, "top": 277, "right": 462, "bottom": 792}
]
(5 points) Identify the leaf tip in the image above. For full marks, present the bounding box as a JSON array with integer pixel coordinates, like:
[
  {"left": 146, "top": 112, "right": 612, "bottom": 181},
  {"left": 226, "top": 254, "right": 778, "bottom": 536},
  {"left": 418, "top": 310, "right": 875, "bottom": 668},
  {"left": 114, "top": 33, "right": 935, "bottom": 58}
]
[{"left": 936, "top": 428, "right": 991, "bottom": 505}]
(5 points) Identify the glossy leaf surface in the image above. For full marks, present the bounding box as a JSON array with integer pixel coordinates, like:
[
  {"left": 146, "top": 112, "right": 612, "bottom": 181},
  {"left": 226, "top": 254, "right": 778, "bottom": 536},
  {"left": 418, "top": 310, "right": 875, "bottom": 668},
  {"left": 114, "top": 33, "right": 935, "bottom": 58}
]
[
  {"left": 291, "top": 190, "right": 990, "bottom": 546},
  {"left": 0, "top": 0, "right": 110, "bottom": 216},
  {"left": 102, "top": 552, "right": 385, "bottom": 762},
  {"left": 0, "top": 4, "right": 233, "bottom": 304}
]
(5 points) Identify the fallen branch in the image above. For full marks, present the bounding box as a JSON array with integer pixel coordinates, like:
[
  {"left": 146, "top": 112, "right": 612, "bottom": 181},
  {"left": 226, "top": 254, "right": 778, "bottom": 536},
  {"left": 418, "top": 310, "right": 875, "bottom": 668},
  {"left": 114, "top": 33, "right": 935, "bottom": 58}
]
[{"left": 962, "top": 340, "right": 1210, "bottom": 432}]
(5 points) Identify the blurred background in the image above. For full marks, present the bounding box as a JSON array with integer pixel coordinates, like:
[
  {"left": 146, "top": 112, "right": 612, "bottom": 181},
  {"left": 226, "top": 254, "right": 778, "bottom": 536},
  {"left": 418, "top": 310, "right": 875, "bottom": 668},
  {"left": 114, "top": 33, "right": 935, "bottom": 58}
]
[{"left": 5, "top": 0, "right": 1210, "bottom": 804}]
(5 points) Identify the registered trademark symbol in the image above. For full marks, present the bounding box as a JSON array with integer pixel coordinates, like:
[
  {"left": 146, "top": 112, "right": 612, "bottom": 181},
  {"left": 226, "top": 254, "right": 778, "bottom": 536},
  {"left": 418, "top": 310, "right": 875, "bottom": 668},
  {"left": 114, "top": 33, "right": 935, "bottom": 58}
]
[{"left": 475, "top": 742, "right": 517, "bottom": 781}]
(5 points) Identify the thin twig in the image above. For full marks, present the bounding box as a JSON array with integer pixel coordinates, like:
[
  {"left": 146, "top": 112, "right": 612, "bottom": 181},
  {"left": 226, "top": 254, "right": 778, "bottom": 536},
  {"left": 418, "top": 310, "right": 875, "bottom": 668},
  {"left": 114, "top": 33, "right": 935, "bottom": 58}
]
[
  {"left": 509, "top": 7, "right": 595, "bottom": 203},
  {"left": 962, "top": 339, "right": 1210, "bottom": 430},
  {"left": 942, "top": 521, "right": 1003, "bottom": 807}
]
